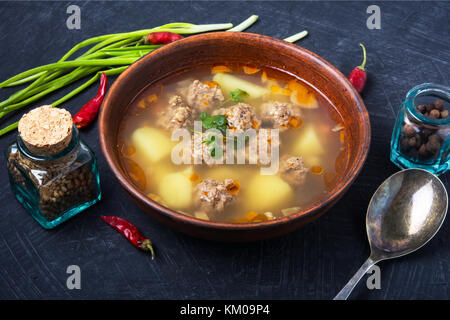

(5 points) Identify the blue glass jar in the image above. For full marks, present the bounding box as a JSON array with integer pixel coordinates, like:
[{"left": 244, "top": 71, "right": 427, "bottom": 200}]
[
  {"left": 390, "top": 83, "right": 450, "bottom": 175},
  {"left": 6, "top": 125, "right": 101, "bottom": 229}
]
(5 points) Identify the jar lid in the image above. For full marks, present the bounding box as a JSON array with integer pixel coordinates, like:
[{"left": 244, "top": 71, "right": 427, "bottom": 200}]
[{"left": 18, "top": 105, "right": 73, "bottom": 155}]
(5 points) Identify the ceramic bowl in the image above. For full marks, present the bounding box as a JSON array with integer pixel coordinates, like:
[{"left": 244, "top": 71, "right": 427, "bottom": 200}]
[{"left": 99, "top": 32, "right": 370, "bottom": 241}]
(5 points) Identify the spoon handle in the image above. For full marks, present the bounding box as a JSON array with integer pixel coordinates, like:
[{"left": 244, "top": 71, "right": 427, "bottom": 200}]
[{"left": 333, "top": 257, "right": 376, "bottom": 300}]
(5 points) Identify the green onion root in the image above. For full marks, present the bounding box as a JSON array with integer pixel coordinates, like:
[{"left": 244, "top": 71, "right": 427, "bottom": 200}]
[
  {"left": 227, "top": 15, "right": 259, "bottom": 32},
  {"left": 284, "top": 30, "right": 308, "bottom": 43}
]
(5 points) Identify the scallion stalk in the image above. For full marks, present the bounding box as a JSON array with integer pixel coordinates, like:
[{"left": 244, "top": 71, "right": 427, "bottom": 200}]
[
  {"left": 0, "top": 17, "right": 259, "bottom": 137},
  {"left": 227, "top": 15, "right": 259, "bottom": 32},
  {"left": 284, "top": 30, "right": 308, "bottom": 43}
]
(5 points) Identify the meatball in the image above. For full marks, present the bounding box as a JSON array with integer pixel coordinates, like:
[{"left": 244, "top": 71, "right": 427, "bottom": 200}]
[
  {"left": 170, "top": 106, "right": 192, "bottom": 129},
  {"left": 279, "top": 155, "right": 308, "bottom": 187},
  {"left": 213, "top": 103, "right": 260, "bottom": 132},
  {"left": 191, "top": 136, "right": 227, "bottom": 165},
  {"left": 158, "top": 95, "right": 193, "bottom": 130},
  {"left": 191, "top": 128, "right": 238, "bottom": 166},
  {"left": 261, "top": 101, "right": 302, "bottom": 130},
  {"left": 169, "top": 95, "right": 187, "bottom": 109},
  {"left": 242, "top": 133, "right": 281, "bottom": 166},
  {"left": 195, "top": 179, "right": 237, "bottom": 213},
  {"left": 187, "top": 80, "right": 224, "bottom": 112}
]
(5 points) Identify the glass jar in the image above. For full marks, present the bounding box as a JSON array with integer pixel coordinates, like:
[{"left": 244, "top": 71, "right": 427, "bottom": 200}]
[
  {"left": 5, "top": 126, "right": 101, "bottom": 229},
  {"left": 390, "top": 83, "right": 450, "bottom": 175}
]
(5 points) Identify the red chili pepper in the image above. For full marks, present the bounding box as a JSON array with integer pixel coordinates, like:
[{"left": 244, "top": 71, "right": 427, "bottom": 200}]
[
  {"left": 141, "top": 31, "right": 184, "bottom": 45},
  {"left": 348, "top": 44, "right": 367, "bottom": 93},
  {"left": 101, "top": 216, "right": 155, "bottom": 259},
  {"left": 73, "top": 72, "right": 107, "bottom": 129}
]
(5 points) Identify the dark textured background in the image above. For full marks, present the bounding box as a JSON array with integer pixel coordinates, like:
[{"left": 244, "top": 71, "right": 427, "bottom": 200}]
[{"left": 0, "top": 1, "right": 449, "bottom": 300}]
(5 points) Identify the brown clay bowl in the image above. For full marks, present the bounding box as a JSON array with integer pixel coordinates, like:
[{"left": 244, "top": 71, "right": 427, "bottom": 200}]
[{"left": 99, "top": 32, "right": 370, "bottom": 242}]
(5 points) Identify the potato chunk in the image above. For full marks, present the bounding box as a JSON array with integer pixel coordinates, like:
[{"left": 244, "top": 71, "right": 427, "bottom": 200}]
[
  {"left": 131, "top": 127, "right": 174, "bottom": 163},
  {"left": 294, "top": 126, "right": 325, "bottom": 166},
  {"left": 213, "top": 72, "right": 269, "bottom": 98},
  {"left": 294, "top": 126, "right": 324, "bottom": 156},
  {"left": 245, "top": 174, "right": 293, "bottom": 211},
  {"left": 158, "top": 168, "right": 193, "bottom": 209}
]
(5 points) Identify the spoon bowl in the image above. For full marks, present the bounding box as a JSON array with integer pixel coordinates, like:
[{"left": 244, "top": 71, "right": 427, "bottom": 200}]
[
  {"left": 367, "top": 168, "right": 448, "bottom": 261},
  {"left": 334, "top": 168, "right": 448, "bottom": 300}
]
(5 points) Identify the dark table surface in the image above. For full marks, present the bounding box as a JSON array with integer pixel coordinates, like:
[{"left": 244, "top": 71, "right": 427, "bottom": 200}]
[{"left": 0, "top": 1, "right": 449, "bottom": 300}]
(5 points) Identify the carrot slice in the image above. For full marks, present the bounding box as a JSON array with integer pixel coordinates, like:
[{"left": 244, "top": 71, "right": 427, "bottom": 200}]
[
  {"left": 261, "top": 71, "right": 268, "bottom": 82},
  {"left": 124, "top": 158, "right": 147, "bottom": 190},
  {"left": 310, "top": 165, "right": 324, "bottom": 175},
  {"left": 246, "top": 211, "right": 259, "bottom": 221},
  {"left": 212, "top": 65, "right": 231, "bottom": 73},
  {"left": 189, "top": 173, "right": 200, "bottom": 182},
  {"left": 226, "top": 180, "right": 240, "bottom": 195},
  {"left": 243, "top": 66, "right": 260, "bottom": 74},
  {"left": 203, "top": 80, "right": 219, "bottom": 88},
  {"left": 287, "top": 79, "right": 303, "bottom": 92},
  {"left": 288, "top": 116, "right": 303, "bottom": 129},
  {"left": 137, "top": 100, "right": 147, "bottom": 109},
  {"left": 281, "top": 88, "right": 292, "bottom": 96},
  {"left": 138, "top": 94, "right": 158, "bottom": 109},
  {"left": 339, "top": 130, "right": 345, "bottom": 143},
  {"left": 120, "top": 144, "right": 136, "bottom": 158},
  {"left": 147, "top": 94, "right": 158, "bottom": 103},
  {"left": 270, "top": 84, "right": 280, "bottom": 94},
  {"left": 253, "top": 214, "right": 269, "bottom": 222}
]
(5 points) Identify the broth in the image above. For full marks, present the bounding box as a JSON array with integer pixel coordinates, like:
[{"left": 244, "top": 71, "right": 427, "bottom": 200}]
[{"left": 117, "top": 64, "right": 348, "bottom": 223}]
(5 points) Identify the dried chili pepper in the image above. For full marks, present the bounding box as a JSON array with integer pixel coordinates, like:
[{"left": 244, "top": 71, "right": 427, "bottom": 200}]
[
  {"left": 101, "top": 215, "right": 155, "bottom": 259},
  {"left": 141, "top": 31, "right": 184, "bottom": 45},
  {"left": 73, "top": 72, "right": 107, "bottom": 129},
  {"left": 348, "top": 44, "right": 367, "bottom": 93}
]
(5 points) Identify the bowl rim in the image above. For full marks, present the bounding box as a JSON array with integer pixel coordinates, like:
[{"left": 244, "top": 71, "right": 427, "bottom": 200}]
[{"left": 99, "top": 31, "right": 371, "bottom": 231}]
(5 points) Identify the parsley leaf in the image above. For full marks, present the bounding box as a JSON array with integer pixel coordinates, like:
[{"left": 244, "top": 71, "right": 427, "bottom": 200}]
[
  {"left": 196, "top": 109, "right": 249, "bottom": 158},
  {"left": 197, "top": 112, "right": 228, "bottom": 158},
  {"left": 201, "top": 133, "right": 224, "bottom": 158},
  {"left": 230, "top": 89, "right": 249, "bottom": 102},
  {"left": 198, "top": 112, "right": 228, "bottom": 134},
  {"left": 217, "top": 88, "right": 249, "bottom": 107}
]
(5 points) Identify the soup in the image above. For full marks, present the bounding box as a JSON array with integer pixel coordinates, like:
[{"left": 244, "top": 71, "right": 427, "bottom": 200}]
[{"left": 117, "top": 64, "right": 348, "bottom": 223}]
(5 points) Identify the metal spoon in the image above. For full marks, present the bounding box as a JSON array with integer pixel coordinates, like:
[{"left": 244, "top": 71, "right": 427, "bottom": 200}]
[{"left": 334, "top": 168, "right": 448, "bottom": 300}]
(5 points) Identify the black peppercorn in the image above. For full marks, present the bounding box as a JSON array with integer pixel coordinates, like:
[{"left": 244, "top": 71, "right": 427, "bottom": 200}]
[
  {"left": 402, "top": 124, "right": 416, "bottom": 137},
  {"left": 418, "top": 144, "right": 427, "bottom": 156},
  {"left": 417, "top": 104, "right": 426, "bottom": 113},
  {"left": 434, "top": 99, "right": 444, "bottom": 110},
  {"left": 426, "top": 103, "right": 434, "bottom": 112},
  {"left": 426, "top": 139, "right": 441, "bottom": 154},
  {"left": 429, "top": 109, "right": 441, "bottom": 119}
]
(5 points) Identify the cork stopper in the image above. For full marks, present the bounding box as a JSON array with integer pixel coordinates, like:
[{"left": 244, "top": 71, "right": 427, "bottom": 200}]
[{"left": 18, "top": 105, "right": 73, "bottom": 155}]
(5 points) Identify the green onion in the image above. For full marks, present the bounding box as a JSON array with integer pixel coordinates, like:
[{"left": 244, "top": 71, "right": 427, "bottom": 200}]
[
  {"left": 0, "top": 58, "right": 138, "bottom": 88},
  {"left": 0, "top": 16, "right": 258, "bottom": 137},
  {"left": 227, "top": 15, "right": 259, "bottom": 32},
  {"left": 52, "top": 67, "right": 127, "bottom": 107},
  {"left": 284, "top": 30, "right": 308, "bottom": 43}
]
